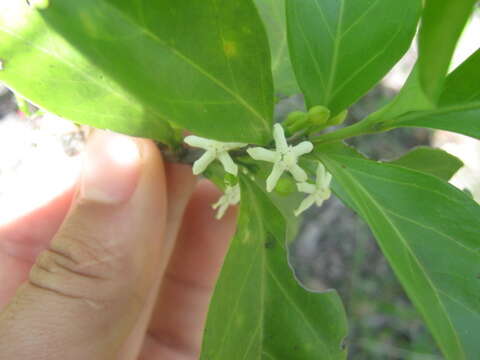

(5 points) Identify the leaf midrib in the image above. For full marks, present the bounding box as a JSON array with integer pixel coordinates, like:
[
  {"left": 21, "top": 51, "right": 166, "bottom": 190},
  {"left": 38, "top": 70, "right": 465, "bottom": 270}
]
[{"left": 103, "top": 0, "right": 269, "bottom": 132}]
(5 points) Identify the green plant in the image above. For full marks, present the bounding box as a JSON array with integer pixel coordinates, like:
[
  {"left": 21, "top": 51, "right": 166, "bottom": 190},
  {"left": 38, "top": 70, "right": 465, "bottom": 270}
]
[{"left": 1, "top": 0, "right": 479, "bottom": 359}]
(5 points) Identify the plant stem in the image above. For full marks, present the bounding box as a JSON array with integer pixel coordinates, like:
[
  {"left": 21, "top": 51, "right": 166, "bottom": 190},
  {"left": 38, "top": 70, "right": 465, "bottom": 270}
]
[
  {"left": 312, "top": 112, "right": 389, "bottom": 145},
  {"left": 157, "top": 115, "right": 389, "bottom": 165}
]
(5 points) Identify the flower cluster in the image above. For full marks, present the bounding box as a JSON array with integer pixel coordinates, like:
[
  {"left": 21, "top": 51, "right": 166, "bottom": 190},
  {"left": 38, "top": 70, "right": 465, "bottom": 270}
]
[{"left": 184, "top": 123, "right": 332, "bottom": 218}]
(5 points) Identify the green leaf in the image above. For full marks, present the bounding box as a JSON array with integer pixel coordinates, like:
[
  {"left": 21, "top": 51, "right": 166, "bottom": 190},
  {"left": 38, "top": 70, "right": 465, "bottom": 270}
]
[
  {"left": 285, "top": 0, "right": 421, "bottom": 115},
  {"left": 255, "top": 0, "right": 300, "bottom": 95},
  {"left": 317, "top": 144, "right": 480, "bottom": 360},
  {"left": 388, "top": 147, "right": 463, "bottom": 181},
  {"left": 202, "top": 175, "right": 348, "bottom": 360},
  {"left": 390, "top": 49, "right": 480, "bottom": 139},
  {"left": 369, "top": 67, "right": 435, "bottom": 123},
  {"left": 0, "top": 0, "right": 274, "bottom": 144},
  {"left": 440, "top": 49, "right": 480, "bottom": 106},
  {"left": 394, "top": 102, "right": 480, "bottom": 139},
  {"left": 418, "top": 0, "right": 477, "bottom": 101}
]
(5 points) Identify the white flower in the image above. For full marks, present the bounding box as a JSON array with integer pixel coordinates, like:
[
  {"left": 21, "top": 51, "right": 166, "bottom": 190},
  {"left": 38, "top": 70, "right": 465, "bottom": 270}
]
[
  {"left": 184, "top": 136, "right": 246, "bottom": 176},
  {"left": 212, "top": 184, "right": 241, "bottom": 219},
  {"left": 294, "top": 163, "right": 332, "bottom": 216},
  {"left": 247, "top": 123, "right": 313, "bottom": 192}
]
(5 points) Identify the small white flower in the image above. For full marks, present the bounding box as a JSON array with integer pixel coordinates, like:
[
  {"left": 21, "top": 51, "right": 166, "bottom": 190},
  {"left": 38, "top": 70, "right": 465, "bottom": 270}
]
[
  {"left": 247, "top": 123, "right": 313, "bottom": 192},
  {"left": 184, "top": 136, "right": 246, "bottom": 176},
  {"left": 294, "top": 163, "right": 332, "bottom": 216},
  {"left": 212, "top": 184, "right": 241, "bottom": 219}
]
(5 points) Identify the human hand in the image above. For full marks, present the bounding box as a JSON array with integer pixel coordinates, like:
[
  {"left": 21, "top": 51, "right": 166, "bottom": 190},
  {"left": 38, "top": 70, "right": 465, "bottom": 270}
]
[{"left": 0, "top": 131, "right": 237, "bottom": 360}]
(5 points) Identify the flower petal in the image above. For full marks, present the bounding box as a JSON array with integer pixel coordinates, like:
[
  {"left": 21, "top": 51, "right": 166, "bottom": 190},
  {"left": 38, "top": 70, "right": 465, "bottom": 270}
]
[
  {"left": 247, "top": 147, "right": 278, "bottom": 162},
  {"left": 184, "top": 135, "right": 210, "bottom": 149},
  {"left": 224, "top": 142, "right": 248, "bottom": 150},
  {"left": 316, "top": 162, "right": 326, "bottom": 179},
  {"left": 212, "top": 197, "right": 224, "bottom": 210},
  {"left": 215, "top": 202, "right": 229, "bottom": 220},
  {"left": 266, "top": 162, "right": 286, "bottom": 192},
  {"left": 273, "top": 123, "right": 288, "bottom": 152},
  {"left": 297, "top": 182, "right": 316, "bottom": 194},
  {"left": 293, "top": 141, "right": 314, "bottom": 157},
  {"left": 294, "top": 195, "right": 316, "bottom": 216},
  {"left": 314, "top": 197, "right": 326, "bottom": 207},
  {"left": 289, "top": 164, "right": 308, "bottom": 182},
  {"left": 192, "top": 149, "right": 216, "bottom": 175},
  {"left": 324, "top": 172, "right": 333, "bottom": 187},
  {"left": 218, "top": 152, "right": 238, "bottom": 175}
]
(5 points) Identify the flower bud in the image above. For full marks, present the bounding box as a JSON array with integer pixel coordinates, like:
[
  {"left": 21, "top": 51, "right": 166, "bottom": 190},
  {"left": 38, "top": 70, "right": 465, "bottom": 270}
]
[
  {"left": 306, "top": 106, "right": 330, "bottom": 135},
  {"left": 284, "top": 111, "right": 310, "bottom": 134},
  {"left": 308, "top": 106, "right": 330, "bottom": 126}
]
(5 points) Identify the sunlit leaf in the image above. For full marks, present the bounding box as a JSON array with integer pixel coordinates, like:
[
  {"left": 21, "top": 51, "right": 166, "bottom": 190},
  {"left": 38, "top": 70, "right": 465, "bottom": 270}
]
[
  {"left": 0, "top": 0, "right": 274, "bottom": 144},
  {"left": 392, "top": 50, "right": 480, "bottom": 139},
  {"left": 418, "top": 0, "right": 477, "bottom": 101}
]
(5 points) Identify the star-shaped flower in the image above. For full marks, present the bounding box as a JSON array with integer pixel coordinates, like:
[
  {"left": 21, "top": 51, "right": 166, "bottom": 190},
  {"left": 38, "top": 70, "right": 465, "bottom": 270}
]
[
  {"left": 184, "top": 136, "right": 246, "bottom": 176},
  {"left": 212, "top": 184, "right": 241, "bottom": 219},
  {"left": 294, "top": 163, "right": 332, "bottom": 216},
  {"left": 247, "top": 123, "right": 313, "bottom": 192}
]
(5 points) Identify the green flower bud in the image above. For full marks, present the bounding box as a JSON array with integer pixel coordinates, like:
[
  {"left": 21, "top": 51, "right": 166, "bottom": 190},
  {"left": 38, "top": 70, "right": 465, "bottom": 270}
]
[
  {"left": 308, "top": 106, "right": 330, "bottom": 126},
  {"left": 328, "top": 109, "right": 348, "bottom": 126},
  {"left": 274, "top": 177, "right": 297, "bottom": 196},
  {"left": 285, "top": 111, "right": 308, "bottom": 126},
  {"left": 284, "top": 111, "right": 310, "bottom": 134}
]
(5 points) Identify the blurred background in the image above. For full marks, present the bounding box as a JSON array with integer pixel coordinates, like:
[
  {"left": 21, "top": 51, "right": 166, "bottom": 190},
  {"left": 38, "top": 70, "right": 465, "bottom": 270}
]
[{"left": 1, "top": 11, "right": 479, "bottom": 360}]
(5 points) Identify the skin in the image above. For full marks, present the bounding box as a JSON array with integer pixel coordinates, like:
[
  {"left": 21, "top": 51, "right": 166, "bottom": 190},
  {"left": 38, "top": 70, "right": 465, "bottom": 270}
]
[{"left": 0, "top": 130, "right": 237, "bottom": 360}]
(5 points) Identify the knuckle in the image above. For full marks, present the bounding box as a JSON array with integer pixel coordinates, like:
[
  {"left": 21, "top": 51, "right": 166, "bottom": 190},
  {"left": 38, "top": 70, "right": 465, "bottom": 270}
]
[
  {"left": 51, "top": 224, "right": 131, "bottom": 280},
  {"left": 29, "top": 252, "right": 104, "bottom": 306}
]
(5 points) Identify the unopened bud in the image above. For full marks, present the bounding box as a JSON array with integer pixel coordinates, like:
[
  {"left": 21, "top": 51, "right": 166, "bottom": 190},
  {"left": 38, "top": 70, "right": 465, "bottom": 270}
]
[
  {"left": 308, "top": 106, "right": 330, "bottom": 125},
  {"left": 285, "top": 111, "right": 310, "bottom": 134}
]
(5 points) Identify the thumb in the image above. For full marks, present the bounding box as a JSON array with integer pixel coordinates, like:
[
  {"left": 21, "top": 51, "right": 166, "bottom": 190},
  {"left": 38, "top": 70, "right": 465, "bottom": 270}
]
[{"left": 0, "top": 131, "right": 168, "bottom": 360}]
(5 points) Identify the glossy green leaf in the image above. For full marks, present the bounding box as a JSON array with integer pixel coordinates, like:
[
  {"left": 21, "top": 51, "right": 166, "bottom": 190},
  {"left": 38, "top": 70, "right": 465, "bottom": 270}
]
[
  {"left": 441, "top": 49, "right": 480, "bottom": 106},
  {"left": 394, "top": 102, "right": 480, "bottom": 139},
  {"left": 317, "top": 144, "right": 480, "bottom": 360},
  {"left": 0, "top": 0, "right": 274, "bottom": 144},
  {"left": 418, "top": 0, "right": 477, "bottom": 101},
  {"left": 392, "top": 50, "right": 480, "bottom": 139},
  {"left": 202, "top": 175, "right": 348, "bottom": 360},
  {"left": 388, "top": 147, "right": 463, "bottom": 181},
  {"left": 368, "top": 67, "right": 435, "bottom": 124},
  {"left": 255, "top": 0, "right": 300, "bottom": 95},
  {"left": 285, "top": 0, "right": 421, "bottom": 115}
]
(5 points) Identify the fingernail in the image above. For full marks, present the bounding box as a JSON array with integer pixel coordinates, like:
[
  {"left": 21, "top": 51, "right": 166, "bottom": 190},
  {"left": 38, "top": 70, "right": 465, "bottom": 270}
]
[{"left": 80, "top": 131, "right": 142, "bottom": 204}]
